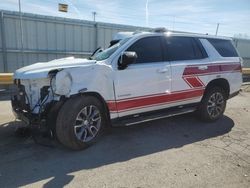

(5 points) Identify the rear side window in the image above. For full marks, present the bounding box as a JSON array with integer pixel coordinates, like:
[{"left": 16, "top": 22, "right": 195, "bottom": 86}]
[
  {"left": 207, "top": 39, "right": 238, "bottom": 57},
  {"left": 165, "top": 37, "right": 207, "bottom": 61},
  {"left": 126, "top": 36, "right": 163, "bottom": 63}
]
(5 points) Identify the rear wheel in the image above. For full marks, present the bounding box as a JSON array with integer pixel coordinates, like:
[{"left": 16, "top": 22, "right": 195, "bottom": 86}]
[
  {"left": 56, "top": 95, "right": 107, "bottom": 150},
  {"left": 198, "top": 87, "right": 227, "bottom": 122}
]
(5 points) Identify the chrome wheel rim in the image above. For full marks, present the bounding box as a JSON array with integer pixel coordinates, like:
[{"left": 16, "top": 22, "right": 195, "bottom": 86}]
[
  {"left": 74, "top": 105, "right": 101, "bottom": 142},
  {"left": 207, "top": 92, "right": 225, "bottom": 118}
]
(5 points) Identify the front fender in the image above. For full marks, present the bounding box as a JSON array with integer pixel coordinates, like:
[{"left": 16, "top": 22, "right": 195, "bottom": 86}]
[{"left": 54, "top": 64, "right": 115, "bottom": 102}]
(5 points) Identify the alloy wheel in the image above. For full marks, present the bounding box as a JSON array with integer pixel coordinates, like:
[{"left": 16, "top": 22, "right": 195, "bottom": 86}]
[
  {"left": 207, "top": 92, "right": 225, "bottom": 118},
  {"left": 74, "top": 105, "right": 101, "bottom": 142}
]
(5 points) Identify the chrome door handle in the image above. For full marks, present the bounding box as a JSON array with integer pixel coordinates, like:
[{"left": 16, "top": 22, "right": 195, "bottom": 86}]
[
  {"left": 198, "top": 65, "right": 208, "bottom": 70},
  {"left": 157, "top": 68, "right": 168, "bottom": 73}
]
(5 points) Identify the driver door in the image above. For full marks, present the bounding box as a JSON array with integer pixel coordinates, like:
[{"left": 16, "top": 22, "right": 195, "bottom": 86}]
[{"left": 113, "top": 36, "right": 171, "bottom": 117}]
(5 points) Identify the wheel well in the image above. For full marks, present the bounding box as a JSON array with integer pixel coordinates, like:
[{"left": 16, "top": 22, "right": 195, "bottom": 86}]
[{"left": 205, "top": 78, "right": 230, "bottom": 99}]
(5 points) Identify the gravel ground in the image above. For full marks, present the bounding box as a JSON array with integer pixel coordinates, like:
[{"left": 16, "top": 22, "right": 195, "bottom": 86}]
[{"left": 0, "top": 88, "right": 249, "bottom": 188}]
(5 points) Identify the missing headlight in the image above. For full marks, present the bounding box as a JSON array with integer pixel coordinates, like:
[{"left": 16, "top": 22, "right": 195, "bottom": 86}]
[{"left": 40, "top": 86, "right": 50, "bottom": 102}]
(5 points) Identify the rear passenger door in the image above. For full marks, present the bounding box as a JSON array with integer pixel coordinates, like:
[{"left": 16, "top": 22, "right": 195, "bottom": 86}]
[
  {"left": 113, "top": 36, "right": 171, "bottom": 117},
  {"left": 165, "top": 36, "right": 209, "bottom": 105}
]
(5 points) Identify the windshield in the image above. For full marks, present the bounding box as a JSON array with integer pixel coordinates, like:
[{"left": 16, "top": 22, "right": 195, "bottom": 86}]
[{"left": 93, "top": 37, "right": 130, "bottom": 61}]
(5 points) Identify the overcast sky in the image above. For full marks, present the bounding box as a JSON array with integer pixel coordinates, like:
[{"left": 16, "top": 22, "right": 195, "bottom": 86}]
[{"left": 0, "top": 0, "right": 249, "bottom": 38}]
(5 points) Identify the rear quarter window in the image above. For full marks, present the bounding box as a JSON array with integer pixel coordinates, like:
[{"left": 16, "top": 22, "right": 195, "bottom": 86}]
[
  {"left": 165, "top": 37, "right": 207, "bottom": 61},
  {"left": 207, "top": 39, "right": 239, "bottom": 57}
]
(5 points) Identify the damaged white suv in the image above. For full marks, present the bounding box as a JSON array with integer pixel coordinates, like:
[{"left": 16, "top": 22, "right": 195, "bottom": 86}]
[{"left": 12, "top": 31, "right": 242, "bottom": 150}]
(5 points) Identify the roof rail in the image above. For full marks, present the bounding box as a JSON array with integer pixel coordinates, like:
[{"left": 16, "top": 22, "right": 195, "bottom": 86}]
[
  {"left": 133, "top": 30, "right": 143, "bottom": 35},
  {"left": 152, "top": 27, "right": 168, "bottom": 33}
]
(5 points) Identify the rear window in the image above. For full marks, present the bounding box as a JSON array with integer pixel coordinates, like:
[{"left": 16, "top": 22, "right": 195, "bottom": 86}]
[
  {"left": 165, "top": 37, "right": 207, "bottom": 61},
  {"left": 207, "top": 39, "right": 238, "bottom": 57}
]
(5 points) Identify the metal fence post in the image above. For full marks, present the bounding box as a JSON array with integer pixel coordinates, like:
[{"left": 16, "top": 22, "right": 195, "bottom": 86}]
[
  {"left": 0, "top": 11, "right": 7, "bottom": 72},
  {"left": 95, "top": 22, "right": 98, "bottom": 49}
]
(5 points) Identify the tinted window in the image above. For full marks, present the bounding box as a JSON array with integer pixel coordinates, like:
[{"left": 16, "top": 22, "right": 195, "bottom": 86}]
[
  {"left": 207, "top": 39, "right": 238, "bottom": 57},
  {"left": 127, "top": 36, "right": 163, "bottom": 63},
  {"left": 166, "top": 37, "right": 206, "bottom": 61}
]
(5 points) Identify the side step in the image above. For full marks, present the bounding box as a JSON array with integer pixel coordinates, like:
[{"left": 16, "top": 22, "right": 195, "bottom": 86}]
[{"left": 112, "top": 105, "right": 197, "bottom": 126}]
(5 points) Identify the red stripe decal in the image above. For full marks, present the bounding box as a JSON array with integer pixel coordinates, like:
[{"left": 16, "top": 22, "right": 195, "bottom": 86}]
[
  {"left": 107, "top": 89, "right": 204, "bottom": 112},
  {"left": 183, "top": 63, "right": 241, "bottom": 76},
  {"left": 107, "top": 101, "right": 117, "bottom": 112},
  {"left": 184, "top": 77, "right": 203, "bottom": 88},
  {"left": 108, "top": 63, "right": 240, "bottom": 113},
  {"left": 196, "top": 76, "right": 205, "bottom": 86},
  {"left": 220, "top": 64, "right": 241, "bottom": 72},
  {"left": 182, "top": 63, "right": 241, "bottom": 88}
]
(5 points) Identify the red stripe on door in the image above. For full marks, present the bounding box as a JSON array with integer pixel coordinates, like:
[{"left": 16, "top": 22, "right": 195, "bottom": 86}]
[
  {"left": 108, "top": 63, "right": 240, "bottom": 113},
  {"left": 107, "top": 89, "right": 204, "bottom": 112}
]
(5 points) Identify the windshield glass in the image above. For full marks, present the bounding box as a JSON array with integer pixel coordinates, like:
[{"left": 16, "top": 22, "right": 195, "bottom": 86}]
[{"left": 93, "top": 37, "right": 130, "bottom": 61}]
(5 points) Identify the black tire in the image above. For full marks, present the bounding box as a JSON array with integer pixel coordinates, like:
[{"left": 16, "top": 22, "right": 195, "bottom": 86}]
[
  {"left": 198, "top": 87, "right": 227, "bottom": 122},
  {"left": 56, "top": 95, "right": 108, "bottom": 150},
  {"left": 46, "top": 101, "right": 64, "bottom": 138}
]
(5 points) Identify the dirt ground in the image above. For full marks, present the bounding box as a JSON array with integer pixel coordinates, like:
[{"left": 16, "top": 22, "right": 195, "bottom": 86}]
[{"left": 0, "top": 86, "right": 250, "bottom": 188}]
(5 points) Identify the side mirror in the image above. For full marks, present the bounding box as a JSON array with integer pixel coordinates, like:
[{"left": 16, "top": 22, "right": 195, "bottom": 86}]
[{"left": 118, "top": 51, "right": 137, "bottom": 70}]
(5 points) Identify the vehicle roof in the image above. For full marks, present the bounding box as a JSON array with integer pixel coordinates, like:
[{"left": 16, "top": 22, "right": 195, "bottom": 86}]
[
  {"left": 114, "top": 31, "right": 232, "bottom": 41},
  {"left": 163, "top": 32, "right": 232, "bottom": 40}
]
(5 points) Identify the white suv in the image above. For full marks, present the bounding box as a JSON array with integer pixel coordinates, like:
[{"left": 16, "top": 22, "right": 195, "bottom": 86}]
[{"left": 11, "top": 31, "right": 242, "bottom": 150}]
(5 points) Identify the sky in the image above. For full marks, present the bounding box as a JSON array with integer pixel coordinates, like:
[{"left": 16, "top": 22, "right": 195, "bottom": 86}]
[{"left": 0, "top": 0, "right": 250, "bottom": 38}]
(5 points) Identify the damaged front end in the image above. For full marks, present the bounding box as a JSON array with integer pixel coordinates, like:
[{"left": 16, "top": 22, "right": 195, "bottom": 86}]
[
  {"left": 11, "top": 57, "right": 98, "bottom": 143},
  {"left": 11, "top": 72, "right": 66, "bottom": 141}
]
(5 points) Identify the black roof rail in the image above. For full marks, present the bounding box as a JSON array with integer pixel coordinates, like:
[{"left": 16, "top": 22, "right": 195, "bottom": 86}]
[{"left": 152, "top": 27, "right": 168, "bottom": 33}]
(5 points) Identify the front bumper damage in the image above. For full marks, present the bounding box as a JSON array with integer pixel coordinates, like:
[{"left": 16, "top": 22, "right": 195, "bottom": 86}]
[
  {"left": 11, "top": 81, "right": 60, "bottom": 146},
  {"left": 11, "top": 81, "right": 40, "bottom": 125},
  {"left": 11, "top": 102, "right": 31, "bottom": 125},
  {"left": 11, "top": 96, "right": 38, "bottom": 125}
]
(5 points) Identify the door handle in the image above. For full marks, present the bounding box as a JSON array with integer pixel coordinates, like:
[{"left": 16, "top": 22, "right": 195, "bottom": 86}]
[
  {"left": 198, "top": 65, "right": 208, "bottom": 70},
  {"left": 157, "top": 68, "right": 168, "bottom": 73}
]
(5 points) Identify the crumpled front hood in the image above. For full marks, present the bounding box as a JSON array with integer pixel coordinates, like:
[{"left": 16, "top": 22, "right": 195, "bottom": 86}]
[{"left": 14, "top": 57, "right": 96, "bottom": 79}]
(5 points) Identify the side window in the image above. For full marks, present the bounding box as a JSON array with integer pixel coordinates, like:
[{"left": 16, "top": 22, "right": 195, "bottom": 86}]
[
  {"left": 166, "top": 37, "right": 206, "bottom": 61},
  {"left": 207, "top": 39, "right": 238, "bottom": 57},
  {"left": 126, "top": 36, "right": 163, "bottom": 63}
]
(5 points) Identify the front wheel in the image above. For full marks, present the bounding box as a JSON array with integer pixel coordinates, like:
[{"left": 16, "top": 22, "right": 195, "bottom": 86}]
[
  {"left": 198, "top": 87, "right": 227, "bottom": 122},
  {"left": 56, "top": 95, "right": 107, "bottom": 150}
]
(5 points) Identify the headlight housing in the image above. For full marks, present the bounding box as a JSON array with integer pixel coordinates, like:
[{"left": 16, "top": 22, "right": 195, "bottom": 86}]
[{"left": 52, "top": 71, "right": 72, "bottom": 96}]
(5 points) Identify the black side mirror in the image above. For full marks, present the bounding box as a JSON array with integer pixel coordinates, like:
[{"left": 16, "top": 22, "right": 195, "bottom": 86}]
[{"left": 118, "top": 51, "right": 137, "bottom": 70}]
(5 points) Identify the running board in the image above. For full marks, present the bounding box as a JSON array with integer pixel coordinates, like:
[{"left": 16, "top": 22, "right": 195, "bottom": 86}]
[{"left": 111, "top": 105, "right": 197, "bottom": 127}]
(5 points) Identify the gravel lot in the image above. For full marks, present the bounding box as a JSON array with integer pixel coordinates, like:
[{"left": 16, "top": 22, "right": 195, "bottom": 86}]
[{"left": 0, "top": 86, "right": 250, "bottom": 188}]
